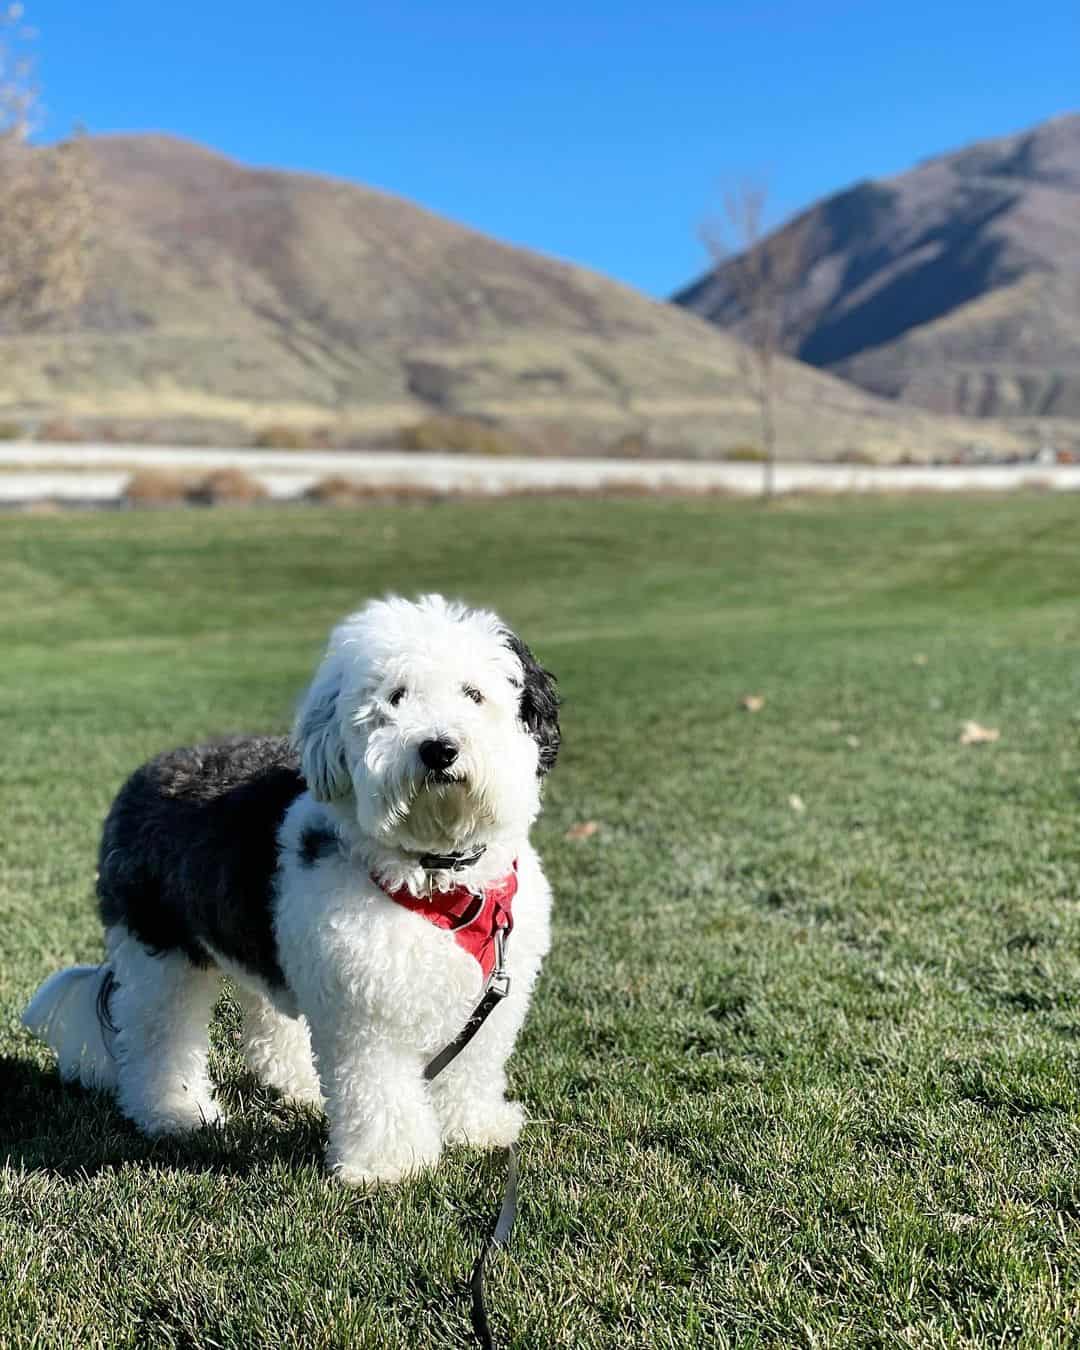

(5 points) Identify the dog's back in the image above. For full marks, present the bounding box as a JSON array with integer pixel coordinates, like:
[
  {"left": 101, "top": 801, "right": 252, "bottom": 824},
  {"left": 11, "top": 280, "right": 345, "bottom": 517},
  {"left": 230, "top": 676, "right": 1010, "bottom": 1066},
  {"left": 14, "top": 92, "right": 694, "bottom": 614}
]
[{"left": 98, "top": 736, "right": 305, "bottom": 989}]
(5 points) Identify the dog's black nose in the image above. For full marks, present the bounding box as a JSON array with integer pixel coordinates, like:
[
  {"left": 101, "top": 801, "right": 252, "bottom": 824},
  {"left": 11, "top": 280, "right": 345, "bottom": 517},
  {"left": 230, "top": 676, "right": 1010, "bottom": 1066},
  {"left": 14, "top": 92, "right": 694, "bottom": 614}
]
[{"left": 419, "top": 738, "right": 459, "bottom": 771}]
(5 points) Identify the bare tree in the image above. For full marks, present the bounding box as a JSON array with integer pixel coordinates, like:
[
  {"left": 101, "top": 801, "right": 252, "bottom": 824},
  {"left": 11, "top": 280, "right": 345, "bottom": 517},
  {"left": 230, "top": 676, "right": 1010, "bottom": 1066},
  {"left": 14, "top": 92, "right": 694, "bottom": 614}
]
[
  {"left": 0, "top": 3, "right": 91, "bottom": 332},
  {"left": 701, "top": 180, "right": 807, "bottom": 498}
]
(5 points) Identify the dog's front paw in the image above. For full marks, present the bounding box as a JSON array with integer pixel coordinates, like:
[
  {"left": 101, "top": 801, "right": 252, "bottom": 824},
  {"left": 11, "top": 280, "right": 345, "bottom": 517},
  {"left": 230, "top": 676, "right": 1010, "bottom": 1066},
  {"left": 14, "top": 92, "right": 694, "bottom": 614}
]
[
  {"left": 331, "top": 1158, "right": 419, "bottom": 1190},
  {"left": 438, "top": 1098, "right": 524, "bottom": 1150},
  {"left": 327, "top": 1126, "right": 442, "bottom": 1189},
  {"left": 329, "top": 1144, "right": 441, "bottom": 1190}
]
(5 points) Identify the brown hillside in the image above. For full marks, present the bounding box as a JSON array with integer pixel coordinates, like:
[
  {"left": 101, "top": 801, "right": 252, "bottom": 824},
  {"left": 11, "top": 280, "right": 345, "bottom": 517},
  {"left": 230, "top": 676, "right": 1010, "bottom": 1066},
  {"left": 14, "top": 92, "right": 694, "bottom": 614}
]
[
  {"left": 0, "top": 133, "right": 1045, "bottom": 459},
  {"left": 675, "top": 113, "right": 1080, "bottom": 426}
]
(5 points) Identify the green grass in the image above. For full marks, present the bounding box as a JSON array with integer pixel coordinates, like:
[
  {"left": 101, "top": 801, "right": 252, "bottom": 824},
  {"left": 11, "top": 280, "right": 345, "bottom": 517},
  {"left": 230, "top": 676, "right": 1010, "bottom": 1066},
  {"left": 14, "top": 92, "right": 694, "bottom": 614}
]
[{"left": 5, "top": 495, "right": 1080, "bottom": 1347}]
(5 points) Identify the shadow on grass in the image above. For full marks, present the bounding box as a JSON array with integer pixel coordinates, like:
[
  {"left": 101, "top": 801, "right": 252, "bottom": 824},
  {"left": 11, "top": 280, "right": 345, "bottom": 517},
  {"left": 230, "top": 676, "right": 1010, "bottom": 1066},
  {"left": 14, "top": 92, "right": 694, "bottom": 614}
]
[{"left": 0, "top": 1056, "right": 327, "bottom": 1180}]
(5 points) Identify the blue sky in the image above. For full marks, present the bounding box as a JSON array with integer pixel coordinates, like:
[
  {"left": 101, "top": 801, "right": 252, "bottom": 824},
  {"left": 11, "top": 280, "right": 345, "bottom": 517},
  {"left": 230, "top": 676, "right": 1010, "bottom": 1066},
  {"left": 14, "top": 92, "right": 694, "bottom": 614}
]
[{"left": 30, "top": 1, "right": 1080, "bottom": 297}]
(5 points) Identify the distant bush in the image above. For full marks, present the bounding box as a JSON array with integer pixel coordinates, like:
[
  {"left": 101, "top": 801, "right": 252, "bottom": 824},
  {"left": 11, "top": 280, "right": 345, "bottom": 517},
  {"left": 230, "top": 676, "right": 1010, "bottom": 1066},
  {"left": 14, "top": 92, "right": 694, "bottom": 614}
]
[
  {"left": 36, "top": 418, "right": 84, "bottom": 444},
  {"left": 94, "top": 423, "right": 134, "bottom": 445},
  {"left": 252, "top": 424, "right": 315, "bottom": 450},
  {"left": 723, "top": 445, "right": 768, "bottom": 463},
  {"left": 303, "top": 475, "right": 440, "bottom": 506},
  {"left": 124, "top": 470, "right": 193, "bottom": 505},
  {"left": 303, "top": 474, "right": 367, "bottom": 506},
  {"left": 187, "top": 469, "right": 269, "bottom": 505},
  {"left": 0, "top": 421, "right": 23, "bottom": 440},
  {"left": 397, "top": 416, "right": 527, "bottom": 456},
  {"left": 606, "top": 431, "right": 652, "bottom": 458}
]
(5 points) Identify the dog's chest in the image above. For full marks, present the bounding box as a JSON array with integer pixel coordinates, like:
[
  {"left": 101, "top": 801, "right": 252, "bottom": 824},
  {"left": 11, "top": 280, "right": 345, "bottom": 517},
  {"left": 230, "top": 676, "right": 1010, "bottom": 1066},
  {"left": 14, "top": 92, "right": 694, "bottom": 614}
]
[{"left": 274, "top": 850, "right": 496, "bottom": 1053}]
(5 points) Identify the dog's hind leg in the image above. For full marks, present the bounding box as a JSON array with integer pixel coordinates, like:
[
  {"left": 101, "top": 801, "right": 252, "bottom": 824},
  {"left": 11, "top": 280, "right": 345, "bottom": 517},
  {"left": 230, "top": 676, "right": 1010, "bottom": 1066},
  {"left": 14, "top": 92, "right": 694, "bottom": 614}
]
[
  {"left": 108, "top": 930, "right": 223, "bottom": 1136},
  {"left": 233, "top": 983, "right": 322, "bottom": 1107}
]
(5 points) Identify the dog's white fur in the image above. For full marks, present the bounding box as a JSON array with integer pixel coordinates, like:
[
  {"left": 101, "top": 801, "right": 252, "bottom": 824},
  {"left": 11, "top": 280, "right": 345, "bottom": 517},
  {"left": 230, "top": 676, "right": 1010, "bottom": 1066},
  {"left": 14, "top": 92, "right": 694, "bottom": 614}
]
[{"left": 23, "top": 595, "right": 554, "bottom": 1187}]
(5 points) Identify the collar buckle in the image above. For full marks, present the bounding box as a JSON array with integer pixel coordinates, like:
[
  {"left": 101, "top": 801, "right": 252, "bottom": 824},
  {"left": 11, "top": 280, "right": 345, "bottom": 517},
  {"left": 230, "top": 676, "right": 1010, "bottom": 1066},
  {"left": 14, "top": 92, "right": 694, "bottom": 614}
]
[{"left": 416, "top": 845, "right": 487, "bottom": 873}]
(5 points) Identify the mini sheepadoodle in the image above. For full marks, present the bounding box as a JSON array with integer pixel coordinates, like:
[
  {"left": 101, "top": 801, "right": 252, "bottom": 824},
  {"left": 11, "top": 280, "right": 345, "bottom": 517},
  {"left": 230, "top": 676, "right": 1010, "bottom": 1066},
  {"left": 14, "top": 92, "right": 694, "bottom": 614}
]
[{"left": 23, "top": 595, "right": 559, "bottom": 1187}]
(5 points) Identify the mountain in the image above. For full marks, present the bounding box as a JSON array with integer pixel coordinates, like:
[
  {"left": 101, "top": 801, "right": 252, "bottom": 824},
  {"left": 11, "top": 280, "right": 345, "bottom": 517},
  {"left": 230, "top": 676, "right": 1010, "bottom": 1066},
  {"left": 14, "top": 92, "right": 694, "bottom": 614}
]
[
  {"left": 0, "top": 133, "right": 1042, "bottom": 458},
  {"left": 675, "top": 113, "right": 1080, "bottom": 424}
]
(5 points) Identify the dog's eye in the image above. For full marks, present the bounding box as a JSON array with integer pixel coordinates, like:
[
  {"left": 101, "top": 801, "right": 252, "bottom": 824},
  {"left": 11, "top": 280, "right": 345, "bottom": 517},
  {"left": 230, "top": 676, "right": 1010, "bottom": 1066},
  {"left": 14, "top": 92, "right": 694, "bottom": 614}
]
[
  {"left": 462, "top": 685, "right": 484, "bottom": 705},
  {"left": 388, "top": 687, "right": 407, "bottom": 708}
]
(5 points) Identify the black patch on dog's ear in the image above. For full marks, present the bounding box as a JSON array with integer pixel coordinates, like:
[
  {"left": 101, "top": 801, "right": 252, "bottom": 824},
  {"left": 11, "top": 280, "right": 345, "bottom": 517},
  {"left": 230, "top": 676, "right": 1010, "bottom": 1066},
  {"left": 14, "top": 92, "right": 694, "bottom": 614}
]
[
  {"left": 502, "top": 630, "right": 561, "bottom": 776},
  {"left": 299, "top": 825, "right": 339, "bottom": 867}
]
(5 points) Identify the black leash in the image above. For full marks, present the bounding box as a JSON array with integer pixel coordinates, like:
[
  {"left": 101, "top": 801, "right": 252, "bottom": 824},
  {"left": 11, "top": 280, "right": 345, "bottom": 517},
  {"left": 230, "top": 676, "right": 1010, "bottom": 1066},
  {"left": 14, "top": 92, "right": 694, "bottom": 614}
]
[
  {"left": 423, "top": 928, "right": 517, "bottom": 1349},
  {"left": 424, "top": 931, "right": 511, "bottom": 1084},
  {"left": 469, "top": 1143, "right": 518, "bottom": 1350}
]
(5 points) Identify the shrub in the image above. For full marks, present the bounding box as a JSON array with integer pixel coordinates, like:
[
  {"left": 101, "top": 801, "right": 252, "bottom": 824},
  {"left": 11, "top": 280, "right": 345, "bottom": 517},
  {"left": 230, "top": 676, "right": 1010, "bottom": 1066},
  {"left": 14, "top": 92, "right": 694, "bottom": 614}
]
[
  {"left": 124, "top": 470, "right": 193, "bottom": 505},
  {"left": 252, "top": 424, "right": 314, "bottom": 450},
  {"left": 397, "top": 416, "right": 526, "bottom": 456},
  {"left": 36, "top": 418, "right": 84, "bottom": 443},
  {"left": 95, "top": 423, "right": 133, "bottom": 444},
  {"left": 0, "top": 421, "right": 23, "bottom": 440},
  {"left": 303, "top": 476, "right": 441, "bottom": 506},
  {"left": 723, "top": 444, "right": 768, "bottom": 463},
  {"left": 187, "top": 469, "right": 269, "bottom": 505},
  {"left": 606, "top": 431, "right": 652, "bottom": 458},
  {"left": 303, "top": 475, "right": 367, "bottom": 506}
]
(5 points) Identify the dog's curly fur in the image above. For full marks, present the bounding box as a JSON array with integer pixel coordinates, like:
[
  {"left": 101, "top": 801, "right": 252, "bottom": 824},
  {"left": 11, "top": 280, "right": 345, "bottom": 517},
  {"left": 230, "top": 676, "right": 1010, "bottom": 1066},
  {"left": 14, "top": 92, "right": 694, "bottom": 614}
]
[{"left": 23, "top": 594, "right": 559, "bottom": 1187}]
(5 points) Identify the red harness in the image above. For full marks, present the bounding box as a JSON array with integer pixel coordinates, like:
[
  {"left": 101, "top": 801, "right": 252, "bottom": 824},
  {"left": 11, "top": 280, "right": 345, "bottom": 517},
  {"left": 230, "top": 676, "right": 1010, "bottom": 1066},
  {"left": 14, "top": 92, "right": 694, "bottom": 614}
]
[{"left": 376, "top": 862, "right": 517, "bottom": 981}]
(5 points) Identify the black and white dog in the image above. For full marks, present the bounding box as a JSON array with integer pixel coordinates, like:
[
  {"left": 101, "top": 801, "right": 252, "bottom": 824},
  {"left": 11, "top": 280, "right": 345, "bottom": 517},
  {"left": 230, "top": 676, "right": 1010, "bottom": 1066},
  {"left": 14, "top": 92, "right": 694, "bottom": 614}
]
[{"left": 24, "top": 595, "right": 559, "bottom": 1188}]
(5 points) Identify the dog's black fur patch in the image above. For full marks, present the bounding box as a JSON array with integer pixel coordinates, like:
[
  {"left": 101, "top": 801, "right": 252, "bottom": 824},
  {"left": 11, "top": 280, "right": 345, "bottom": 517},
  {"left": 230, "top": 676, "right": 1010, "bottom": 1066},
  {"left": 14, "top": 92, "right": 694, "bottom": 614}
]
[
  {"left": 299, "top": 825, "right": 339, "bottom": 867},
  {"left": 502, "top": 630, "right": 561, "bottom": 776},
  {"left": 97, "top": 737, "right": 305, "bottom": 989}
]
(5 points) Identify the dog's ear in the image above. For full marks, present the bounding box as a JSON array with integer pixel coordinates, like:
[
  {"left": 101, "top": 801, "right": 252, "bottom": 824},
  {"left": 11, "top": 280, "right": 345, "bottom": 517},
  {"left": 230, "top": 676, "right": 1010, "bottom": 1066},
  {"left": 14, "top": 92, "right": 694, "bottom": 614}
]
[
  {"left": 292, "top": 654, "right": 352, "bottom": 801},
  {"left": 502, "top": 630, "right": 561, "bottom": 776}
]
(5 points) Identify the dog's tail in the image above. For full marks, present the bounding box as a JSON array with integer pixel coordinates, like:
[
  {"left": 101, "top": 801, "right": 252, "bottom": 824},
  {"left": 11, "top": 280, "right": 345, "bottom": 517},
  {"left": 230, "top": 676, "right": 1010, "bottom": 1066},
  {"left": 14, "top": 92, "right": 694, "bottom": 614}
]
[{"left": 22, "top": 964, "right": 120, "bottom": 1093}]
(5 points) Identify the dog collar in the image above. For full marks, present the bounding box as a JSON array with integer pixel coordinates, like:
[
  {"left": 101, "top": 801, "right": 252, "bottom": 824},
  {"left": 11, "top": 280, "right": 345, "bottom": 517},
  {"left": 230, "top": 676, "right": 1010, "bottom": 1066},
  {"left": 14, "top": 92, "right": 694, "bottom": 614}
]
[
  {"left": 375, "top": 861, "right": 517, "bottom": 981},
  {"left": 415, "top": 845, "right": 487, "bottom": 872}
]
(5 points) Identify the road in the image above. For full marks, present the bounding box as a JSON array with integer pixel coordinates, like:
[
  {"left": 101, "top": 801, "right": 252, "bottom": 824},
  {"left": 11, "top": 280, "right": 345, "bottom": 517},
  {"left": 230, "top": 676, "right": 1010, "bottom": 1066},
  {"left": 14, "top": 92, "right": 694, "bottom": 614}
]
[{"left": 0, "top": 443, "right": 1073, "bottom": 503}]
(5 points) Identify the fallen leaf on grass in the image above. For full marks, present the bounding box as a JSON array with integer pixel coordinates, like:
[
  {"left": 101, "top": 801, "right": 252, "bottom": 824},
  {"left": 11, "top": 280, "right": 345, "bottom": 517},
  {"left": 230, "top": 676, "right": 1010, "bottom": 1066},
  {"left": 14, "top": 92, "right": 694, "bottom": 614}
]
[
  {"left": 788, "top": 794, "right": 806, "bottom": 813},
  {"left": 960, "top": 721, "right": 1000, "bottom": 745},
  {"left": 565, "top": 820, "right": 600, "bottom": 840},
  {"left": 741, "top": 694, "right": 766, "bottom": 713}
]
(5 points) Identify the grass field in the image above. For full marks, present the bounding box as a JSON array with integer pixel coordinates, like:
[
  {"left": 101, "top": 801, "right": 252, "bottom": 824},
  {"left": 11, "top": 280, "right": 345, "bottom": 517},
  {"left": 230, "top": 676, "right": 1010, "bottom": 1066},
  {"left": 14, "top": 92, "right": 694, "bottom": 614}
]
[{"left": 5, "top": 495, "right": 1080, "bottom": 1347}]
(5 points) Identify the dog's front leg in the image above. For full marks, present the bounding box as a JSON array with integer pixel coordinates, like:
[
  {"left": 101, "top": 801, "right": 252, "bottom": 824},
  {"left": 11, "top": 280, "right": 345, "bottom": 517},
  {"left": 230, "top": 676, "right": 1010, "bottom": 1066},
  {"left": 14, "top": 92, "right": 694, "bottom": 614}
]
[
  {"left": 430, "top": 971, "right": 538, "bottom": 1150},
  {"left": 307, "top": 1016, "right": 443, "bottom": 1188}
]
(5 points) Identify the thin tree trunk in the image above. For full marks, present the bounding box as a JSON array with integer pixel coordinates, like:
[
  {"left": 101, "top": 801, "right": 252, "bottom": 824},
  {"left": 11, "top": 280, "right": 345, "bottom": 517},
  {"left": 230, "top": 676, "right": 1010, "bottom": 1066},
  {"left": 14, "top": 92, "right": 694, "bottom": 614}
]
[{"left": 758, "top": 354, "right": 776, "bottom": 499}]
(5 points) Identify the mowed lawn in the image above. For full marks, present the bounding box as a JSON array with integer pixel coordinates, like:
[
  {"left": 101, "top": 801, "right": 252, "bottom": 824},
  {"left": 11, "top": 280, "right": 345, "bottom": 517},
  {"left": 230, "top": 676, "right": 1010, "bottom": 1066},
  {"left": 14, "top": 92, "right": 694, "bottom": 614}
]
[{"left": 4, "top": 495, "right": 1080, "bottom": 1348}]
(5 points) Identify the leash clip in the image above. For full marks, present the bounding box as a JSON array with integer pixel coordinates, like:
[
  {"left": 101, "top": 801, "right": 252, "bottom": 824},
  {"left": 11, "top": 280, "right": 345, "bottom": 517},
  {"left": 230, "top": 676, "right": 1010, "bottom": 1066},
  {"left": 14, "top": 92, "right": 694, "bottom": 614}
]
[{"left": 488, "top": 926, "right": 511, "bottom": 1001}]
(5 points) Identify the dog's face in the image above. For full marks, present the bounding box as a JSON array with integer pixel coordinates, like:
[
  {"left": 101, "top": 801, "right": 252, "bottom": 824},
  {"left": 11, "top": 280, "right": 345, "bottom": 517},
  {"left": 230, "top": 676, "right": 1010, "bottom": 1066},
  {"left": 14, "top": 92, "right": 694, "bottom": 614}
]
[{"left": 293, "top": 595, "right": 559, "bottom": 853}]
